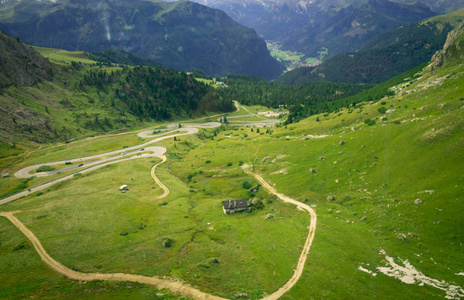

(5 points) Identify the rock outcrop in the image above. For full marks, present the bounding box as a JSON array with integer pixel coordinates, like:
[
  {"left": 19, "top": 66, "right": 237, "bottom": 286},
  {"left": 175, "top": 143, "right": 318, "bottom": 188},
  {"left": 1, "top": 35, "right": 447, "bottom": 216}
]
[{"left": 429, "top": 21, "right": 464, "bottom": 71}]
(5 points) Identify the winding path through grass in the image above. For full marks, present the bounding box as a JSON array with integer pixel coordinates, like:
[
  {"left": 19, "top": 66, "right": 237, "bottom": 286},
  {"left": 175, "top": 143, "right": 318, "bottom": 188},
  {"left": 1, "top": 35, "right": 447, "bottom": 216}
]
[
  {"left": 151, "top": 155, "right": 169, "bottom": 199},
  {"left": 0, "top": 211, "right": 226, "bottom": 300},
  {"left": 243, "top": 165, "right": 317, "bottom": 300},
  {"left": 1, "top": 119, "right": 317, "bottom": 300}
]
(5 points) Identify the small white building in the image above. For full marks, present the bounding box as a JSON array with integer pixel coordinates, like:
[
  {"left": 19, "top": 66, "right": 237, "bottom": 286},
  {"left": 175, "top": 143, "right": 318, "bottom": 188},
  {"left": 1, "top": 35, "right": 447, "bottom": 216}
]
[{"left": 119, "top": 185, "right": 128, "bottom": 192}]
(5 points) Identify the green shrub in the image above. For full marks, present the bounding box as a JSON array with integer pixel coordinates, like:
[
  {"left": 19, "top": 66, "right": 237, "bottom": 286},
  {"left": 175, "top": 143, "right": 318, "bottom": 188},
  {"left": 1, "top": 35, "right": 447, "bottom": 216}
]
[
  {"left": 242, "top": 180, "right": 252, "bottom": 189},
  {"left": 364, "top": 118, "right": 376, "bottom": 126},
  {"left": 377, "top": 106, "right": 387, "bottom": 114},
  {"left": 36, "top": 165, "right": 55, "bottom": 173},
  {"left": 187, "top": 172, "right": 197, "bottom": 181}
]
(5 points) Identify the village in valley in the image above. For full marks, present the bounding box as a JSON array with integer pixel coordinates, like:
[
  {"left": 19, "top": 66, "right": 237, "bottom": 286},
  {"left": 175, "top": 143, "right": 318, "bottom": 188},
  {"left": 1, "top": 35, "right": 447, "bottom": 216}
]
[{"left": 267, "top": 41, "right": 323, "bottom": 71}]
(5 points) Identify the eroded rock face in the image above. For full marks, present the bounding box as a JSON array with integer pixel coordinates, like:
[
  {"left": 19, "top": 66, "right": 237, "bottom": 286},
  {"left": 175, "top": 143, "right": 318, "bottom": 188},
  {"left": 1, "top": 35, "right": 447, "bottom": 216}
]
[
  {"left": 0, "top": 31, "right": 53, "bottom": 89},
  {"left": 429, "top": 21, "right": 464, "bottom": 71}
]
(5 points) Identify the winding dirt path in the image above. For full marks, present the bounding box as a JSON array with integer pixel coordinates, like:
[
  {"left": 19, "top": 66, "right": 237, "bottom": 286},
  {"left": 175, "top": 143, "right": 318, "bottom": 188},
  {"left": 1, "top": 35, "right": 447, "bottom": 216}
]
[
  {"left": 151, "top": 155, "right": 169, "bottom": 199},
  {"left": 242, "top": 166, "right": 317, "bottom": 300},
  {"left": 233, "top": 100, "right": 240, "bottom": 112},
  {"left": 1, "top": 116, "right": 317, "bottom": 300},
  {"left": 0, "top": 211, "right": 225, "bottom": 300}
]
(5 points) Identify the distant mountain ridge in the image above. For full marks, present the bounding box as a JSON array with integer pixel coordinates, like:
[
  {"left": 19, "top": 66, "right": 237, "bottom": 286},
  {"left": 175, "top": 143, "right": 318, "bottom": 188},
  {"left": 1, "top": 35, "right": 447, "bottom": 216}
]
[
  {"left": 173, "top": 0, "right": 440, "bottom": 59},
  {"left": 275, "top": 9, "right": 464, "bottom": 85},
  {"left": 0, "top": 0, "right": 284, "bottom": 79},
  {"left": 392, "top": 0, "right": 464, "bottom": 13}
]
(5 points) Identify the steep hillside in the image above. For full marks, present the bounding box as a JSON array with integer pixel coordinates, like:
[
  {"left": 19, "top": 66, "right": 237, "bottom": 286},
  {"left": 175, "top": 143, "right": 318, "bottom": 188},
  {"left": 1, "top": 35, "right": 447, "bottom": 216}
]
[
  {"left": 393, "top": 0, "right": 464, "bottom": 13},
  {"left": 0, "top": 32, "right": 233, "bottom": 145},
  {"left": 275, "top": 9, "right": 464, "bottom": 85},
  {"left": 0, "top": 31, "right": 53, "bottom": 88},
  {"left": 1, "top": 19, "right": 463, "bottom": 300},
  {"left": 246, "top": 0, "right": 436, "bottom": 58},
  {"left": 177, "top": 0, "right": 437, "bottom": 59},
  {"left": 429, "top": 20, "right": 464, "bottom": 70},
  {"left": 85, "top": 49, "right": 163, "bottom": 67},
  {"left": 0, "top": 0, "right": 284, "bottom": 79}
]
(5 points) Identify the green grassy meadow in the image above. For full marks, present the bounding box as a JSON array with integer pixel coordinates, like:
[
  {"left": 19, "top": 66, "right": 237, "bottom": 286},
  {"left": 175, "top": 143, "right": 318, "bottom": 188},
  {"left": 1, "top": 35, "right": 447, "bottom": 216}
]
[
  {"left": 1, "top": 60, "right": 464, "bottom": 299},
  {"left": 267, "top": 41, "right": 318, "bottom": 68},
  {"left": 32, "top": 46, "right": 97, "bottom": 65}
]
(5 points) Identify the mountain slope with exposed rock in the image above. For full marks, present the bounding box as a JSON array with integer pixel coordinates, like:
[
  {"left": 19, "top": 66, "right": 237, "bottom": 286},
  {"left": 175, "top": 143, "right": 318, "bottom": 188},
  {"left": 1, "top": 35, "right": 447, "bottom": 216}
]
[
  {"left": 275, "top": 9, "right": 464, "bottom": 85},
  {"left": 173, "top": 0, "right": 438, "bottom": 59},
  {"left": 0, "top": 31, "right": 53, "bottom": 89},
  {"left": 429, "top": 20, "right": 464, "bottom": 70},
  {"left": 0, "top": 0, "right": 284, "bottom": 79},
  {"left": 0, "top": 30, "right": 233, "bottom": 144}
]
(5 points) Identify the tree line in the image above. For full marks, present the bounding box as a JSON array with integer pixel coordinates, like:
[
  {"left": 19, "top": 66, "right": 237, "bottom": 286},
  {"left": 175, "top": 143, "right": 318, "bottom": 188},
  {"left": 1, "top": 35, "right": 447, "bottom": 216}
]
[{"left": 76, "top": 65, "right": 234, "bottom": 122}]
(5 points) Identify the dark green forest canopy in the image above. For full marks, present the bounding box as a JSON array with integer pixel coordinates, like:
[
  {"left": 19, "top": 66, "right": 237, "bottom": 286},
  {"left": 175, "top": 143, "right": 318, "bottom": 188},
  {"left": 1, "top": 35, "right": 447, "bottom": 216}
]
[
  {"left": 78, "top": 65, "right": 234, "bottom": 122},
  {"left": 218, "top": 75, "right": 372, "bottom": 123},
  {"left": 275, "top": 21, "right": 455, "bottom": 85},
  {"left": 85, "top": 49, "right": 162, "bottom": 67}
]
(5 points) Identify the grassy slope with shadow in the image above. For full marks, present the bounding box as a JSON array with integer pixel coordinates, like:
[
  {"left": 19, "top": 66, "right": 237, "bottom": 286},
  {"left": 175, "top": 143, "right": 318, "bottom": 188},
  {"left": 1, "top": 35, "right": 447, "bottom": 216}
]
[{"left": 1, "top": 46, "right": 463, "bottom": 299}]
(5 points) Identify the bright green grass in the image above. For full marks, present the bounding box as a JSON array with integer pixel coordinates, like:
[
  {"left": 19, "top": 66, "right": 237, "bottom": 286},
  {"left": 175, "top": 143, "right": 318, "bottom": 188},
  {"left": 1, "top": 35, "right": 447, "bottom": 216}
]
[
  {"left": 305, "top": 57, "right": 316, "bottom": 63},
  {"left": 422, "top": 7, "right": 464, "bottom": 26},
  {"left": 0, "top": 131, "right": 146, "bottom": 199},
  {"left": 267, "top": 41, "right": 312, "bottom": 67},
  {"left": 227, "top": 115, "right": 270, "bottom": 122},
  {"left": 0, "top": 219, "right": 181, "bottom": 299},
  {"left": 168, "top": 62, "right": 464, "bottom": 298},
  {"left": 194, "top": 78, "right": 215, "bottom": 86},
  {"left": 271, "top": 50, "right": 304, "bottom": 62},
  {"left": 317, "top": 47, "right": 329, "bottom": 60},
  {"left": 1, "top": 62, "right": 464, "bottom": 299},
  {"left": 1, "top": 150, "right": 309, "bottom": 299},
  {"left": 228, "top": 104, "right": 278, "bottom": 117},
  {"left": 32, "top": 46, "right": 97, "bottom": 65}
]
